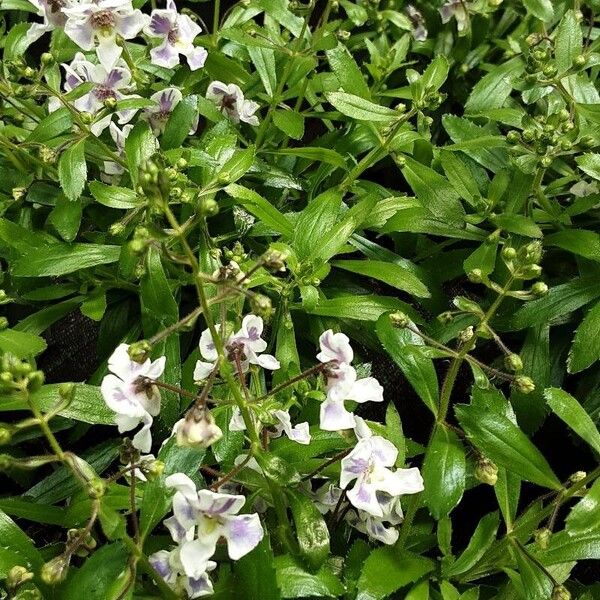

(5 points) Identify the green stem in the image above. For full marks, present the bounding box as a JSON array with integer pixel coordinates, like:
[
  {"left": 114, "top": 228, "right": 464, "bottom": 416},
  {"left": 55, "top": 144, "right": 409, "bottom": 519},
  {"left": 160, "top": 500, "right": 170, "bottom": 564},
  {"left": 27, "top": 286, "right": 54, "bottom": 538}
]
[{"left": 396, "top": 492, "right": 421, "bottom": 550}]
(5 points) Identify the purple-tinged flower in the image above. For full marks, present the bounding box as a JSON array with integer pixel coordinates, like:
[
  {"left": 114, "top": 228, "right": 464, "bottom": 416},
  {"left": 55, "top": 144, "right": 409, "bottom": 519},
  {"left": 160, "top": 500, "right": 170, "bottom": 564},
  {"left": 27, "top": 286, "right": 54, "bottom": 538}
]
[
  {"left": 149, "top": 549, "right": 216, "bottom": 598},
  {"left": 206, "top": 81, "right": 259, "bottom": 126},
  {"left": 173, "top": 408, "right": 223, "bottom": 448},
  {"left": 144, "top": 0, "right": 207, "bottom": 70},
  {"left": 229, "top": 408, "right": 311, "bottom": 445},
  {"left": 347, "top": 492, "right": 405, "bottom": 545},
  {"left": 26, "top": 0, "right": 73, "bottom": 43},
  {"left": 406, "top": 4, "right": 428, "bottom": 42},
  {"left": 55, "top": 53, "right": 139, "bottom": 135},
  {"left": 314, "top": 482, "right": 343, "bottom": 515},
  {"left": 142, "top": 88, "right": 199, "bottom": 136},
  {"left": 439, "top": 0, "right": 470, "bottom": 33},
  {"left": 193, "top": 315, "right": 280, "bottom": 381},
  {"left": 100, "top": 343, "right": 165, "bottom": 452},
  {"left": 63, "top": 0, "right": 146, "bottom": 69},
  {"left": 102, "top": 122, "right": 132, "bottom": 177},
  {"left": 340, "top": 418, "right": 424, "bottom": 517},
  {"left": 164, "top": 474, "right": 264, "bottom": 577},
  {"left": 317, "top": 330, "right": 354, "bottom": 365}
]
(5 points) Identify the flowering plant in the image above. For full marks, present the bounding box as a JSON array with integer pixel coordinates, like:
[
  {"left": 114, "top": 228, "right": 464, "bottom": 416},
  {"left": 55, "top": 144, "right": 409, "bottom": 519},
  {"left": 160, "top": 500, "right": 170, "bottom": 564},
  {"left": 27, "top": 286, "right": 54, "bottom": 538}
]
[{"left": 1, "top": 0, "right": 600, "bottom": 599}]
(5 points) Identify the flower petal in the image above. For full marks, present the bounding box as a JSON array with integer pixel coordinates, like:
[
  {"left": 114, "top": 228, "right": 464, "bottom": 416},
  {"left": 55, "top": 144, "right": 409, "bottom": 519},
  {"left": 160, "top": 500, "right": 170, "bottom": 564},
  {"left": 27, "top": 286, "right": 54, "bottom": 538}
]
[
  {"left": 222, "top": 513, "right": 264, "bottom": 560},
  {"left": 317, "top": 329, "right": 353, "bottom": 364},
  {"left": 196, "top": 489, "right": 245, "bottom": 516},
  {"left": 319, "top": 398, "right": 356, "bottom": 431}
]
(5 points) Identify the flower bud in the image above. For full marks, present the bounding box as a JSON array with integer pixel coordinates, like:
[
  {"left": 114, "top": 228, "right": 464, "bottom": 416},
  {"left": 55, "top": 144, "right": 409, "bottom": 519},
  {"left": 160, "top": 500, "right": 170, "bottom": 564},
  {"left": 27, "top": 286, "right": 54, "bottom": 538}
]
[
  {"left": 579, "top": 135, "right": 595, "bottom": 149},
  {"left": 534, "top": 527, "right": 551, "bottom": 550},
  {"left": 514, "top": 375, "right": 535, "bottom": 394},
  {"left": 540, "top": 155, "right": 552, "bottom": 168},
  {"left": 12, "top": 186, "right": 27, "bottom": 201},
  {"left": 27, "top": 370, "right": 45, "bottom": 392},
  {"left": 504, "top": 353, "right": 523, "bottom": 372},
  {"left": 531, "top": 281, "right": 549, "bottom": 296},
  {"left": 87, "top": 478, "right": 106, "bottom": 499},
  {"left": 475, "top": 457, "right": 498, "bottom": 486},
  {"left": 0, "top": 316, "right": 8, "bottom": 330},
  {"left": 104, "top": 97, "right": 117, "bottom": 110},
  {"left": 7, "top": 565, "right": 34, "bottom": 591},
  {"left": 141, "top": 458, "right": 165, "bottom": 480},
  {"left": 394, "top": 154, "right": 406, "bottom": 167},
  {"left": 0, "top": 289, "right": 9, "bottom": 303},
  {"left": 200, "top": 198, "right": 219, "bottom": 217},
  {"left": 59, "top": 382, "right": 76, "bottom": 405},
  {"left": 0, "top": 454, "right": 12, "bottom": 470},
  {"left": 176, "top": 408, "right": 222, "bottom": 448},
  {"left": 251, "top": 294, "right": 273, "bottom": 319},
  {"left": 506, "top": 131, "right": 520, "bottom": 143},
  {"left": 40, "top": 556, "right": 70, "bottom": 585},
  {"left": 437, "top": 311, "right": 454, "bottom": 324},
  {"left": 573, "top": 54, "right": 586, "bottom": 68},
  {"left": 519, "top": 264, "right": 543, "bottom": 279},
  {"left": 502, "top": 246, "right": 517, "bottom": 261},
  {"left": 0, "top": 424, "right": 12, "bottom": 445},
  {"left": 543, "top": 64, "right": 557, "bottom": 78},
  {"left": 41, "top": 52, "right": 54, "bottom": 66},
  {"left": 389, "top": 311, "right": 410, "bottom": 328},
  {"left": 458, "top": 326, "right": 474, "bottom": 343},
  {"left": 262, "top": 248, "right": 287, "bottom": 272},
  {"left": 568, "top": 470, "right": 586, "bottom": 485},
  {"left": 79, "top": 112, "right": 93, "bottom": 124},
  {"left": 522, "top": 128, "right": 536, "bottom": 142},
  {"left": 467, "top": 268, "right": 483, "bottom": 283},
  {"left": 128, "top": 340, "right": 152, "bottom": 363},
  {"left": 551, "top": 584, "right": 571, "bottom": 600}
]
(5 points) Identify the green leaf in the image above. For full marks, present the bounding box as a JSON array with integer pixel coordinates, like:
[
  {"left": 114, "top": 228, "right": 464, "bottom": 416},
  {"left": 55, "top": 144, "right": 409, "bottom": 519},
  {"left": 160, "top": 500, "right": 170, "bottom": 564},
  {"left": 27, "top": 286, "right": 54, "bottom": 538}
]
[
  {"left": 49, "top": 195, "right": 82, "bottom": 242},
  {"left": 444, "top": 512, "right": 499, "bottom": 577},
  {"left": 248, "top": 46, "right": 277, "bottom": 97},
  {"left": 273, "top": 110, "right": 305, "bottom": 140},
  {"left": 224, "top": 184, "right": 293, "bottom": 237},
  {"left": 523, "top": 0, "right": 554, "bottom": 21},
  {"left": 125, "top": 121, "right": 157, "bottom": 185},
  {"left": 544, "top": 387, "right": 600, "bottom": 454},
  {"left": 233, "top": 535, "right": 281, "bottom": 600},
  {"left": 492, "top": 214, "right": 542, "bottom": 238},
  {"left": 89, "top": 181, "right": 139, "bottom": 209},
  {"left": 555, "top": 10, "right": 583, "bottom": 73},
  {"left": 333, "top": 259, "right": 430, "bottom": 298},
  {"left": 400, "top": 157, "right": 465, "bottom": 227},
  {"left": 0, "top": 498, "right": 66, "bottom": 526},
  {"left": 465, "top": 58, "right": 523, "bottom": 113},
  {"left": 511, "top": 278, "right": 600, "bottom": 330},
  {"left": 545, "top": 229, "right": 600, "bottom": 262},
  {"left": 12, "top": 243, "right": 121, "bottom": 277},
  {"left": 357, "top": 548, "right": 435, "bottom": 600},
  {"left": 0, "top": 329, "right": 47, "bottom": 357},
  {"left": 273, "top": 147, "right": 347, "bottom": 169},
  {"left": 576, "top": 152, "right": 600, "bottom": 180},
  {"left": 455, "top": 403, "right": 561, "bottom": 490},
  {"left": 326, "top": 44, "right": 371, "bottom": 99},
  {"left": 566, "top": 478, "right": 600, "bottom": 536},
  {"left": 287, "top": 489, "right": 330, "bottom": 571},
  {"left": 162, "top": 95, "right": 198, "bottom": 150},
  {"left": 326, "top": 92, "right": 398, "bottom": 122},
  {"left": 0, "top": 509, "right": 43, "bottom": 577},
  {"left": 422, "top": 425, "right": 465, "bottom": 520},
  {"left": 59, "top": 138, "right": 87, "bottom": 201},
  {"left": 537, "top": 529, "right": 600, "bottom": 564},
  {"left": 376, "top": 314, "right": 438, "bottom": 415},
  {"left": 568, "top": 301, "right": 600, "bottom": 373},
  {"left": 4, "top": 22, "right": 32, "bottom": 61},
  {"left": 27, "top": 107, "right": 73, "bottom": 143},
  {"left": 274, "top": 555, "right": 344, "bottom": 598},
  {"left": 307, "top": 295, "right": 420, "bottom": 323},
  {"left": 220, "top": 146, "right": 256, "bottom": 184}
]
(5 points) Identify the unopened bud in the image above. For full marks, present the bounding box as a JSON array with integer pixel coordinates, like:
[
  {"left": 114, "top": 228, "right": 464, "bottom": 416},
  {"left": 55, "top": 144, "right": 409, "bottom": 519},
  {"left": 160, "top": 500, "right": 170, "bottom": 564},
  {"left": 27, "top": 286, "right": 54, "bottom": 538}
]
[
  {"left": 534, "top": 527, "right": 551, "bottom": 550},
  {"left": 41, "top": 52, "right": 54, "bottom": 66},
  {"left": 579, "top": 135, "right": 595, "bottom": 149},
  {"left": 40, "top": 556, "right": 70, "bottom": 585},
  {"left": 0, "top": 316, "right": 8, "bottom": 330},
  {"left": 568, "top": 470, "right": 586, "bottom": 485},
  {"left": 437, "top": 311, "right": 454, "bottom": 324},
  {"left": 141, "top": 458, "right": 165, "bottom": 480},
  {"left": 573, "top": 54, "right": 586, "bottom": 68},
  {"left": 502, "top": 246, "right": 517, "bottom": 261},
  {"left": 551, "top": 584, "right": 571, "bottom": 600},
  {"left": 27, "top": 370, "right": 45, "bottom": 392},
  {"left": 200, "top": 198, "right": 219, "bottom": 217},
  {"left": 109, "top": 222, "right": 126, "bottom": 236},
  {"left": 504, "top": 353, "right": 523, "bottom": 372},
  {"left": 176, "top": 408, "right": 222, "bottom": 448},
  {"left": 128, "top": 340, "right": 152, "bottom": 363},
  {"left": 262, "top": 248, "right": 287, "bottom": 272},
  {"left": 514, "top": 375, "right": 535, "bottom": 394},
  {"left": 12, "top": 186, "right": 27, "bottom": 201},
  {"left": 520, "top": 264, "right": 543, "bottom": 279},
  {"left": 79, "top": 112, "right": 93, "bottom": 124},
  {"left": 531, "top": 281, "right": 549, "bottom": 296},
  {"left": 87, "top": 478, "right": 106, "bottom": 499},
  {"left": 0, "top": 425, "right": 12, "bottom": 445},
  {"left": 543, "top": 64, "right": 557, "bottom": 78},
  {"left": 458, "top": 326, "right": 474, "bottom": 343},
  {"left": 467, "top": 268, "right": 483, "bottom": 283},
  {"left": 389, "top": 311, "right": 410, "bottom": 328},
  {"left": 475, "top": 457, "right": 498, "bottom": 486},
  {"left": 251, "top": 294, "right": 273, "bottom": 319},
  {"left": 506, "top": 131, "right": 520, "bottom": 143},
  {"left": 7, "top": 565, "right": 34, "bottom": 591},
  {"left": 104, "top": 97, "right": 117, "bottom": 110},
  {"left": 0, "top": 454, "right": 12, "bottom": 470},
  {"left": 59, "top": 382, "right": 76, "bottom": 404},
  {"left": 540, "top": 155, "right": 552, "bottom": 168}
]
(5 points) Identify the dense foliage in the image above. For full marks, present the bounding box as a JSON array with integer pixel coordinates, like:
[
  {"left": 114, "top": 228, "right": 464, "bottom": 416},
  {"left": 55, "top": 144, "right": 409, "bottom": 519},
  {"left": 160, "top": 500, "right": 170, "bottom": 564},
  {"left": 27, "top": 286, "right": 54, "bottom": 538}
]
[{"left": 1, "top": 0, "right": 600, "bottom": 598}]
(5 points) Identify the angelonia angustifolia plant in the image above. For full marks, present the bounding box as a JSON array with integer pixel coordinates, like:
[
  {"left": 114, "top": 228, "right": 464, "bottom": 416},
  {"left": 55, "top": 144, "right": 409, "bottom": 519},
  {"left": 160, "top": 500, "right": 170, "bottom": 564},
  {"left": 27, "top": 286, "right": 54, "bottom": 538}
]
[{"left": 1, "top": 0, "right": 600, "bottom": 598}]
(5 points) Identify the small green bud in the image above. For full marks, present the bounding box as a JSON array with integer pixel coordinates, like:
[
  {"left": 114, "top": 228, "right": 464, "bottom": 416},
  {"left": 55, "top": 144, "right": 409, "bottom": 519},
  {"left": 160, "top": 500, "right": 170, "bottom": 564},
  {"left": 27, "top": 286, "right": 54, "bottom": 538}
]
[
  {"left": 389, "top": 311, "right": 410, "bottom": 329},
  {"left": 0, "top": 316, "right": 8, "bottom": 330},
  {"left": 395, "top": 103, "right": 406, "bottom": 113},
  {"left": 467, "top": 269, "right": 483, "bottom": 283},
  {"left": 59, "top": 382, "right": 76, "bottom": 403},
  {"left": 104, "top": 97, "right": 117, "bottom": 110},
  {"left": 395, "top": 154, "right": 406, "bottom": 167},
  {"left": 41, "top": 52, "right": 54, "bottom": 66},
  {"left": 0, "top": 372, "right": 13, "bottom": 384},
  {"left": 543, "top": 64, "right": 557, "bottom": 78},
  {"left": 176, "top": 157, "right": 188, "bottom": 170},
  {"left": 506, "top": 131, "right": 520, "bottom": 143},
  {"left": 22, "top": 66, "right": 36, "bottom": 79},
  {"left": 573, "top": 54, "right": 586, "bottom": 68},
  {"left": 12, "top": 186, "right": 27, "bottom": 201},
  {"left": 520, "top": 264, "right": 543, "bottom": 279},
  {"left": 200, "top": 198, "right": 219, "bottom": 217},
  {"left": 458, "top": 326, "right": 474, "bottom": 343},
  {"left": 141, "top": 458, "right": 165, "bottom": 481},
  {"left": 437, "top": 311, "right": 454, "bottom": 324},
  {"left": 262, "top": 248, "right": 287, "bottom": 272},
  {"left": 579, "top": 135, "right": 595, "bottom": 149},
  {"left": 109, "top": 222, "right": 126, "bottom": 236},
  {"left": 337, "top": 29, "right": 350, "bottom": 40},
  {"left": 0, "top": 453, "right": 13, "bottom": 470},
  {"left": 128, "top": 340, "right": 152, "bottom": 363},
  {"left": 87, "top": 478, "right": 106, "bottom": 499},
  {"left": 169, "top": 186, "right": 182, "bottom": 199},
  {"left": 514, "top": 375, "right": 535, "bottom": 394},
  {"left": 534, "top": 527, "right": 551, "bottom": 550},
  {"left": 531, "top": 281, "right": 549, "bottom": 296},
  {"left": 526, "top": 33, "right": 540, "bottom": 46},
  {"left": 475, "top": 457, "right": 498, "bottom": 486},
  {"left": 27, "top": 371, "right": 45, "bottom": 392},
  {"left": 129, "top": 239, "right": 146, "bottom": 254},
  {"left": 251, "top": 294, "right": 273, "bottom": 320},
  {"left": 568, "top": 470, "right": 586, "bottom": 485},
  {"left": 0, "top": 425, "right": 12, "bottom": 445},
  {"left": 522, "top": 241, "right": 543, "bottom": 264},
  {"left": 41, "top": 556, "right": 70, "bottom": 585},
  {"left": 540, "top": 155, "right": 553, "bottom": 168},
  {"left": 502, "top": 246, "right": 517, "bottom": 261},
  {"left": 504, "top": 353, "right": 523, "bottom": 372},
  {"left": 522, "top": 129, "right": 535, "bottom": 142},
  {"left": 560, "top": 139, "right": 572, "bottom": 151},
  {"left": 533, "top": 49, "right": 547, "bottom": 62},
  {"left": 551, "top": 584, "right": 571, "bottom": 600},
  {"left": 557, "top": 108, "right": 570, "bottom": 122},
  {"left": 79, "top": 111, "right": 93, "bottom": 124},
  {"left": 6, "top": 565, "right": 34, "bottom": 591}
]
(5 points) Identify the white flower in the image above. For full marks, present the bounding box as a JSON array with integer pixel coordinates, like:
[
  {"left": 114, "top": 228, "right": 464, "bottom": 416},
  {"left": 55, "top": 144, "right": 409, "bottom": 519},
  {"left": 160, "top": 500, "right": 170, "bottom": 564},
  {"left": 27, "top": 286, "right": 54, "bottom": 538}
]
[
  {"left": 103, "top": 122, "right": 132, "bottom": 176},
  {"left": 347, "top": 493, "right": 405, "bottom": 545},
  {"left": 316, "top": 330, "right": 384, "bottom": 431},
  {"left": 228, "top": 408, "right": 311, "bottom": 445},
  {"left": 149, "top": 549, "right": 216, "bottom": 598},
  {"left": 173, "top": 408, "right": 223, "bottom": 448},
  {"left": 439, "top": 0, "right": 469, "bottom": 32},
  {"left": 142, "top": 88, "right": 198, "bottom": 136},
  {"left": 340, "top": 418, "right": 424, "bottom": 517},
  {"left": 100, "top": 343, "right": 165, "bottom": 452},
  {"left": 63, "top": 0, "right": 146, "bottom": 69},
  {"left": 144, "top": 0, "right": 207, "bottom": 70},
  {"left": 314, "top": 482, "right": 343, "bottom": 515},
  {"left": 54, "top": 53, "right": 139, "bottom": 135},
  {"left": 193, "top": 315, "right": 280, "bottom": 381},
  {"left": 406, "top": 4, "right": 427, "bottom": 42},
  {"left": 206, "top": 81, "right": 259, "bottom": 126},
  {"left": 164, "top": 474, "right": 264, "bottom": 577},
  {"left": 26, "top": 0, "right": 73, "bottom": 43}
]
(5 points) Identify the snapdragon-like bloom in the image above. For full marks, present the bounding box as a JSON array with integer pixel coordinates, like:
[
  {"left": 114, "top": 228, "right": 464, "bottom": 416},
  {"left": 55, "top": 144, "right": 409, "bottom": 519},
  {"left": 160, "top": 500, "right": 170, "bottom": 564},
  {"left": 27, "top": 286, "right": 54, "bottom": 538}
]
[
  {"left": 26, "top": 0, "right": 72, "bottom": 43},
  {"left": 142, "top": 88, "right": 198, "bottom": 135},
  {"left": 53, "top": 53, "right": 139, "bottom": 135},
  {"left": 63, "top": 0, "right": 146, "bottom": 69},
  {"left": 206, "top": 82, "right": 259, "bottom": 126},
  {"left": 100, "top": 344, "right": 166, "bottom": 452},
  {"left": 406, "top": 4, "right": 428, "bottom": 42},
  {"left": 144, "top": 0, "right": 207, "bottom": 70},
  {"left": 103, "top": 122, "right": 132, "bottom": 177},
  {"left": 317, "top": 330, "right": 383, "bottom": 431},
  {"left": 193, "top": 315, "right": 280, "bottom": 381},
  {"left": 347, "top": 492, "right": 405, "bottom": 545},
  {"left": 340, "top": 418, "right": 423, "bottom": 517},
  {"left": 173, "top": 408, "right": 223, "bottom": 448},
  {"left": 439, "top": 0, "right": 469, "bottom": 33},
  {"left": 229, "top": 408, "right": 311, "bottom": 445},
  {"left": 164, "top": 474, "right": 264, "bottom": 577},
  {"left": 150, "top": 549, "right": 216, "bottom": 598}
]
